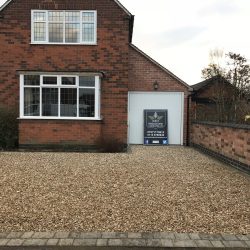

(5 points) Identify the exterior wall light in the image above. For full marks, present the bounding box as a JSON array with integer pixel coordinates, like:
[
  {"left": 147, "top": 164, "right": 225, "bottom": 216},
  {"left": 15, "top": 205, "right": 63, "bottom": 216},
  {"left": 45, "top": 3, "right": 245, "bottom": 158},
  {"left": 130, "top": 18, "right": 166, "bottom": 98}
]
[{"left": 153, "top": 81, "right": 159, "bottom": 90}]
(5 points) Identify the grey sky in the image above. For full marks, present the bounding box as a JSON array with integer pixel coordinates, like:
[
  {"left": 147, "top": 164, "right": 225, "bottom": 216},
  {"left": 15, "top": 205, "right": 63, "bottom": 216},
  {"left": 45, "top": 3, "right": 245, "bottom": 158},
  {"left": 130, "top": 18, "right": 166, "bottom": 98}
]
[{"left": 1, "top": 0, "right": 250, "bottom": 85}]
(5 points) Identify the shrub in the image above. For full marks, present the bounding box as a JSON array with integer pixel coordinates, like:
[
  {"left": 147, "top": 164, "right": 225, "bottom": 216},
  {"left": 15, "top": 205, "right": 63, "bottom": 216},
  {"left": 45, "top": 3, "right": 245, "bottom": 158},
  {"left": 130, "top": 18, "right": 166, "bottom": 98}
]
[
  {"left": 97, "top": 138, "right": 126, "bottom": 153},
  {"left": 0, "top": 106, "right": 18, "bottom": 150}
]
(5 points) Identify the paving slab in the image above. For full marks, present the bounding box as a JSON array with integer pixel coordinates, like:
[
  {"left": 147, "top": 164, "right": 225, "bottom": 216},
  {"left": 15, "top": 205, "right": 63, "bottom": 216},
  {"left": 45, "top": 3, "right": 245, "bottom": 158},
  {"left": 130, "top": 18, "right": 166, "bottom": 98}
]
[{"left": 0, "top": 231, "right": 248, "bottom": 249}]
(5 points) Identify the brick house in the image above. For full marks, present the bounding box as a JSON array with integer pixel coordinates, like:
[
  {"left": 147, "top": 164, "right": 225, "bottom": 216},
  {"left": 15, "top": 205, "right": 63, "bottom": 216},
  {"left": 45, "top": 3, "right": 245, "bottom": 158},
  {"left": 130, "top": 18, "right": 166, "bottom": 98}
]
[
  {"left": 0, "top": 0, "right": 191, "bottom": 149},
  {"left": 191, "top": 76, "right": 239, "bottom": 122}
]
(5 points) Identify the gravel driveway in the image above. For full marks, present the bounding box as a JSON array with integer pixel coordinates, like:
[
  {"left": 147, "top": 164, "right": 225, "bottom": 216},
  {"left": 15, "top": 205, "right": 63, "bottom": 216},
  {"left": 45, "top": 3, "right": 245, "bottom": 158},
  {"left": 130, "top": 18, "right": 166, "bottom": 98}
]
[{"left": 0, "top": 146, "right": 249, "bottom": 234}]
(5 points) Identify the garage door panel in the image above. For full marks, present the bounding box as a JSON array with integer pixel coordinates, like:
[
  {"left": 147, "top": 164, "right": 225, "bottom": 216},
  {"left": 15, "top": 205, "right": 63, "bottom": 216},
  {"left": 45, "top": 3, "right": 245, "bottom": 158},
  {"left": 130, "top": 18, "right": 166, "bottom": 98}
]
[{"left": 128, "top": 92, "right": 183, "bottom": 145}]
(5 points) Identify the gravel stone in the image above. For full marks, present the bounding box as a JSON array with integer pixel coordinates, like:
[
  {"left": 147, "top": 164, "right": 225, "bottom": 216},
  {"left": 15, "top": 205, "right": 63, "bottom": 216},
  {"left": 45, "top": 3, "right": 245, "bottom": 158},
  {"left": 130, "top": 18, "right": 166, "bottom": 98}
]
[{"left": 0, "top": 146, "right": 249, "bottom": 233}]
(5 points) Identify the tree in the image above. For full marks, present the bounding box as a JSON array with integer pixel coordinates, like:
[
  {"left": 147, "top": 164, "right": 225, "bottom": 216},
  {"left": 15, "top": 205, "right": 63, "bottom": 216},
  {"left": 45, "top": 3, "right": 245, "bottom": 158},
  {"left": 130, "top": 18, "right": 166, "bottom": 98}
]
[{"left": 201, "top": 50, "right": 250, "bottom": 123}]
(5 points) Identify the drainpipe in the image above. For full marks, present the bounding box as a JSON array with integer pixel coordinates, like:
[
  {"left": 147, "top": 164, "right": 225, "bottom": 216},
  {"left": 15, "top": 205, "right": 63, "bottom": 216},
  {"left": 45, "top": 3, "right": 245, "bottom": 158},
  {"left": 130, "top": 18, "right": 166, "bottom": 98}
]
[{"left": 186, "top": 93, "right": 193, "bottom": 146}]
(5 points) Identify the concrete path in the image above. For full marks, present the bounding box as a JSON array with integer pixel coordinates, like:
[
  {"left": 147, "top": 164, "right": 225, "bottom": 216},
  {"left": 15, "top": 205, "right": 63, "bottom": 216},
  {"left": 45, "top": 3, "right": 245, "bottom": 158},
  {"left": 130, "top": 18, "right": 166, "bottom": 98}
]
[{"left": 0, "top": 232, "right": 250, "bottom": 249}]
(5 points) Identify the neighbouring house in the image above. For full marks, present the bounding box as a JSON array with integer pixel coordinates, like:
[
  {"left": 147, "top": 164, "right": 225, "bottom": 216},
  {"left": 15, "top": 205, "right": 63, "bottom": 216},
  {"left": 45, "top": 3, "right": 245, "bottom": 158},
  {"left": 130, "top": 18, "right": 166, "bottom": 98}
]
[
  {"left": 191, "top": 76, "right": 236, "bottom": 122},
  {"left": 0, "top": 0, "right": 191, "bottom": 149}
]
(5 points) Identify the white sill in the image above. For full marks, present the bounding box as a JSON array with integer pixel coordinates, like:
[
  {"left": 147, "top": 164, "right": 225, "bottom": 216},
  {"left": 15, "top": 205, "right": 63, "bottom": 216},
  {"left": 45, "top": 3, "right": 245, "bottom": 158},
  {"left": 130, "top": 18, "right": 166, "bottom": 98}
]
[
  {"left": 30, "top": 42, "right": 97, "bottom": 46},
  {"left": 18, "top": 117, "right": 102, "bottom": 121}
]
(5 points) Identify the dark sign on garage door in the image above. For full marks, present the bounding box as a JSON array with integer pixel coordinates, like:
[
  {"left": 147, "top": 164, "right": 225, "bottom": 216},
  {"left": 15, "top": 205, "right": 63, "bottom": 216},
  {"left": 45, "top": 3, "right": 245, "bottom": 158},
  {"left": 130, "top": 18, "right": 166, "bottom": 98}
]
[{"left": 144, "top": 110, "right": 168, "bottom": 145}]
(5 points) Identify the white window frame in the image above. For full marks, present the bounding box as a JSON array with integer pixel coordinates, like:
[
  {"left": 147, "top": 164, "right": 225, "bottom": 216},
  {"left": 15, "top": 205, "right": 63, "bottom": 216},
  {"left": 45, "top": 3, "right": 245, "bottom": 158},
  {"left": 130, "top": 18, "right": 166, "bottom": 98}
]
[
  {"left": 31, "top": 10, "right": 97, "bottom": 45},
  {"left": 20, "top": 74, "right": 101, "bottom": 120}
]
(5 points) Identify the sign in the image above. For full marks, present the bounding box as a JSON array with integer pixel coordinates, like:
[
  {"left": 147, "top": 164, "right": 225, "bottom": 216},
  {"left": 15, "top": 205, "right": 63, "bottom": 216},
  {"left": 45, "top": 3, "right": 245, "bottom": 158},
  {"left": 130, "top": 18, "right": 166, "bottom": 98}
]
[{"left": 144, "top": 109, "right": 168, "bottom": 145}]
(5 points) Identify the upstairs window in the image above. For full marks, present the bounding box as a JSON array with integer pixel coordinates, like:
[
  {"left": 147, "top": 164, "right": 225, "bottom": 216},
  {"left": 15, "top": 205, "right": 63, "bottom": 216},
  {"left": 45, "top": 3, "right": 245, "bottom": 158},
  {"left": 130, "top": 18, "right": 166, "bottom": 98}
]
[{"left": 31, "top": 10, "right": 97, "bottom": 44}]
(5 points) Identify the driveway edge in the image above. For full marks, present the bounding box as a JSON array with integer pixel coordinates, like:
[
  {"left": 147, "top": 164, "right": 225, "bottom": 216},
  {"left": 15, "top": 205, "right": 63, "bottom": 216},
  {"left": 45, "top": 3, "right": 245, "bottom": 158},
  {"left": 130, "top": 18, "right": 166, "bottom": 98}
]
[{"left": 0, "top": 232, "right": 249, "bottom": 249}]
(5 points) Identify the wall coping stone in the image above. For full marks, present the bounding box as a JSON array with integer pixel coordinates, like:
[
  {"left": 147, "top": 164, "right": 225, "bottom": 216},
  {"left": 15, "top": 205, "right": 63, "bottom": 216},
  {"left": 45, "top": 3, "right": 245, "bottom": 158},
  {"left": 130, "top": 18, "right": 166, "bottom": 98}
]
[
  {"left": 192, "top": 121, "right": 250, "bottom": 130},
  {"left": 0, "top": 232, "right": 249, "bottom": 249}
]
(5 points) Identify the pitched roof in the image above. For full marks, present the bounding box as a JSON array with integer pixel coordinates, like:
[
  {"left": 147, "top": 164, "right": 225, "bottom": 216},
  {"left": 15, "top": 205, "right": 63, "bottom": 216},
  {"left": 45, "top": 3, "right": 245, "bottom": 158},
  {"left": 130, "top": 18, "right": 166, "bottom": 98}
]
[
  {"left": 130, "top": 44, "right": 192, "bottom": 90},
  {"left": 192, "top": 75, "right": 229, "bottom": 91},
  {"left": 0, "top": 0, "right": 132, "bottom": 16}
]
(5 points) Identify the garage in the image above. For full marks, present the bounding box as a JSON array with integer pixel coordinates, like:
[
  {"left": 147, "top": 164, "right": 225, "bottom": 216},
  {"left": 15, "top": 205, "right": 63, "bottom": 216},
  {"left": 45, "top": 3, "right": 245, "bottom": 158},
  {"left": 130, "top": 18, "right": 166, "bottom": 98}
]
[{"left": 128, "top": 92, "right": 184, "bottom": 145}]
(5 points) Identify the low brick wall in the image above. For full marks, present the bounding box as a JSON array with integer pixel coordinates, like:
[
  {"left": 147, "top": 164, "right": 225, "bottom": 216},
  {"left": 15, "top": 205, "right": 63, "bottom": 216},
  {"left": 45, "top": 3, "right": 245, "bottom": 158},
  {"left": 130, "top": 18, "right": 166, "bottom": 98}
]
[{"left": 191, "top": 121, "right": 250, "bottom": 169}]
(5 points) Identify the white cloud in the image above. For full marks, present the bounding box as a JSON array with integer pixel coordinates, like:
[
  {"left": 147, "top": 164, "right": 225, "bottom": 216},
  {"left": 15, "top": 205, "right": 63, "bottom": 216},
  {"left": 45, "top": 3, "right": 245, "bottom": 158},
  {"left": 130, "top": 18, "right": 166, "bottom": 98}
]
[{"left": 1, "top": 0, "right": 250, "bottom": 85}]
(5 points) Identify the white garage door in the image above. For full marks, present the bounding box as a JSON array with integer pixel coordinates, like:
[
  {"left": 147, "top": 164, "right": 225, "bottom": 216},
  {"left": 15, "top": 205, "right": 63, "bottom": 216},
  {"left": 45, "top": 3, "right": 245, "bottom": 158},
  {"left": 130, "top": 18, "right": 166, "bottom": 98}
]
[{"left": 128, "top": 92, "right": 184, "bottom": 145}]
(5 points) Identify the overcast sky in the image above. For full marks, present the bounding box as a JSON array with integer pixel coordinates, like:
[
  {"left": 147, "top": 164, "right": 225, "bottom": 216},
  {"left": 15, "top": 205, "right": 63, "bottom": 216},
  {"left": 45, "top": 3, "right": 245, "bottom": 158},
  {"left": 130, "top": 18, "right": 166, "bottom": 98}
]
[{"left": 1, "top": 0, "right": 250, "bottom": 85}]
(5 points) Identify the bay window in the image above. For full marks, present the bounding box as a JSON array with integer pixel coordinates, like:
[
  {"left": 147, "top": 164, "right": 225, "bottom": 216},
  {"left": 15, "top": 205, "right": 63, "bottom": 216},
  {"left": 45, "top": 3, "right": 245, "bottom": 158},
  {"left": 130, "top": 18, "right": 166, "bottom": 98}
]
[
  {"left": 20, "top": 74, "right": 101, "bottom": 120},
  {"left": 31, "top": 10, "right": 97, "bottom": 44}
]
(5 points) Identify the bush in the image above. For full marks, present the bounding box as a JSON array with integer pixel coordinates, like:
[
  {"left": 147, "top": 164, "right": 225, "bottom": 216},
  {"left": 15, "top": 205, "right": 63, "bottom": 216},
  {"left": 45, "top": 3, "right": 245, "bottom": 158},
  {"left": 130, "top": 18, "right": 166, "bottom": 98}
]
[
  {"left": 97, "top": 138, "right": 126, "bottom": 153},
  {"left": 0, "top": 106, "right": 18, "bottom": 150}
]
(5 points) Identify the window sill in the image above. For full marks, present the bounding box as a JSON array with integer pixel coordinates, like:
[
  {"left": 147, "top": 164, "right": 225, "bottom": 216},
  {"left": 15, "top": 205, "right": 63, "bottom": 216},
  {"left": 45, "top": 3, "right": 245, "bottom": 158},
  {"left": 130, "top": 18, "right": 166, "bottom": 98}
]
[
  {"left": 30, "top": 42, "right": 97, "bottom": 46},
  {"left": 18, "top": 117, "right": 102, "bottom": 121}
]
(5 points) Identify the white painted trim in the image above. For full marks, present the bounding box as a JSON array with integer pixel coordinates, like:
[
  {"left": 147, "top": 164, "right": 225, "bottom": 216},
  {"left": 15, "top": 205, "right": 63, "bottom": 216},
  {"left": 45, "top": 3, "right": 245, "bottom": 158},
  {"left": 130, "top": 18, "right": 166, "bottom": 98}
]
[
  {"left": 31, "top": 10, "right": 97, "bottom": 45},
  {"left": 0, "top": 0, "right": 12, "bottom": 12},
  {"left": 18, "top": 117, "right": 102, "bottom": 121},
  {"left": 20, "top": 73, "right": 101, "bottom": 120}
]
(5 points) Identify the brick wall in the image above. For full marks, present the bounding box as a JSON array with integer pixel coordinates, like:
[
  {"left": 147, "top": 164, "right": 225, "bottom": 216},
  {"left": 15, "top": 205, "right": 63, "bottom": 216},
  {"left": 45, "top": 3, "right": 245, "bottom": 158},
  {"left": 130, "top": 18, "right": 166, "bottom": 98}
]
[
  {"left": 129, "top": 45, "right": 190, "bottom": 145},
  {"left": 19, "top": 120, "right": 102, "bottom": 145},
  {"left": 0, "top": 0, "right": 130, "bottom": 146},
  {"left": 192, "top": 122, "right": 250, "bottom": 167}
]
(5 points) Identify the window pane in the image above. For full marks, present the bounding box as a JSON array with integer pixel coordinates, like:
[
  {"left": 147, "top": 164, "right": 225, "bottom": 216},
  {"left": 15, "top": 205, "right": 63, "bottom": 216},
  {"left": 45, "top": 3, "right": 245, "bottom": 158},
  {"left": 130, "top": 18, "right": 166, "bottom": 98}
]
[
  {"left": 82, "top": 12, "right": 94, "bottom": 22},
  {"left": 42, "top": 88, "right": 58, "bottom": 116},
  {"left": 24, "top": 75, "right": 40, "bottom": 86},
  {"left": 49, "top": 23, "right": 63, "bottom": 43},
  {"left": 49, "top": 11, "right": 64, "bottom": 22},
  {"left": 82, "top": 23, "right": 94, "bottom": 42},
  {"left": 24, "top": 88, "right": 40, "bottom": 116},
  {"left": 65, "top": 11, "right": 80, "bottom": 22},
  {"left": 34, "top": 22, "right": 46, "bottom": 41},
  {"left": 79, "top": 89, "right": 95, "bottom": 117},
  {"left": 33, "top": 12, "right": 46, "bottom": 21},
  {"left": 60, "top": 88, "right": 77, "bottom": 117},
  {"left": 62, "top": 77, "right": 76, "bottom": 85},
  {"left": 43, "top": 76, "right": 57, "bottom": 85},
  {"left": 65, "top": 23, "right": 80, "bottom": 43},
  {"left": 79, "top": 76, "right": 95, "bottom": 87}
]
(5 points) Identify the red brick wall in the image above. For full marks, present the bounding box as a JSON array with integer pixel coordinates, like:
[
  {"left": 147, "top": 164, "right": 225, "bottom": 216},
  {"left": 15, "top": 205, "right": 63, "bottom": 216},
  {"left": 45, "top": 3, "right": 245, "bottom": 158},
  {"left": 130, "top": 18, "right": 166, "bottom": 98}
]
[
  {"left": 192, "top": 122, "right": 250, "bottom": 166},
  {"left": 128, "top": 45, "right": 190, "bottom": 145},
  {"left": 19, "top": 120, "right": 102, "bottom": 145},
  {"left": 0, "top": 0, "right": 130, "bottom": 146}
]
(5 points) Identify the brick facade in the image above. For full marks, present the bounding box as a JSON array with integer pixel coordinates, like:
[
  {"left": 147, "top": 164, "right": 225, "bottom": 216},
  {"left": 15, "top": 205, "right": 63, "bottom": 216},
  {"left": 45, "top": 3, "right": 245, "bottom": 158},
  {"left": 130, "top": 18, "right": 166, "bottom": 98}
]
[
  {"left": 0, "top": 0, "right": 130, "bottom": 146},
  {"left": 128, "top": 45, "right": 190, "bottom": 145},
  {"left": 191, "top": 122, "right": 250, "bottom": 167},
  {"left": 0, "top": 0, "right": 189, "bottom": 147}
]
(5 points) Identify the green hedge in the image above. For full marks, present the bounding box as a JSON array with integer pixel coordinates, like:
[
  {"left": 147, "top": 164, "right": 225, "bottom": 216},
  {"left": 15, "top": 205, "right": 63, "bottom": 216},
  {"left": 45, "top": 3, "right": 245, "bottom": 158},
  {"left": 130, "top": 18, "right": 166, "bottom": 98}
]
[{"left": 0, "top": 106, "right": 18, "bottom": 149}]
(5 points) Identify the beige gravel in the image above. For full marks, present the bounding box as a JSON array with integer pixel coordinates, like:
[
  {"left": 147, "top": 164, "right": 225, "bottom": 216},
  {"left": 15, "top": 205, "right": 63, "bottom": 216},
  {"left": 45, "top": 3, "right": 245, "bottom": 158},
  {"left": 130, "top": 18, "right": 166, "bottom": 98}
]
[{"left": 0, "top": 146, "right": 249, "bottom": 234}]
